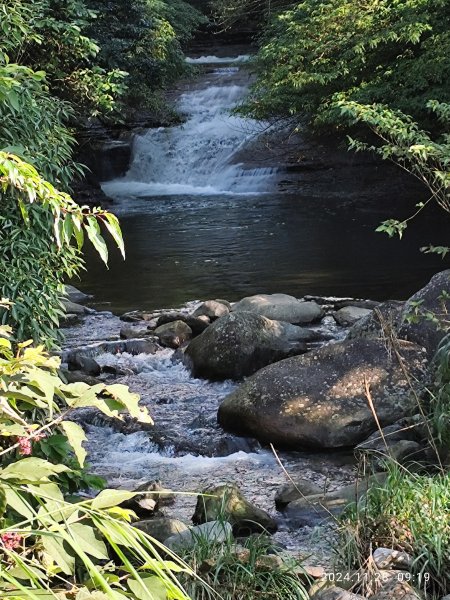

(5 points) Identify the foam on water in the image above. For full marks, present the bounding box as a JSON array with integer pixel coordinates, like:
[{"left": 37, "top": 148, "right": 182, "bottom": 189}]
[
  {"left": 185, "top": 55, "right": 250, "bottom": 64},
  {"left": 103, "top": 61, "right": 276, "bottom": 197}
]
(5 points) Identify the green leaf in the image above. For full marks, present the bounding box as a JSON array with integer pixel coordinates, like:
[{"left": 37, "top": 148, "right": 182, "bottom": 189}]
[
  {"left": 41, "top": 534, "right": 75, "bottom": 575},
  {"left": 60, "top": 421, "right": 87, "bottom": 467},
  {"left": 91, "top": 489, "right": 135, "bottom": 510},
  {"left": 2, "top": 458, "right": 70, "bottom": 482},
  {"left": 128, "top": 575, "right": 167, "bottom": 600},
  {"left": 69, "top": 522, "right": 109, "bottom": 560}
]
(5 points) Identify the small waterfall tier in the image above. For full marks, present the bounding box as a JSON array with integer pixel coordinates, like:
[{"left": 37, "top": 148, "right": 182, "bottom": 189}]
[{"left": 103, "top": 60, "right": 277, "bottom": 197}]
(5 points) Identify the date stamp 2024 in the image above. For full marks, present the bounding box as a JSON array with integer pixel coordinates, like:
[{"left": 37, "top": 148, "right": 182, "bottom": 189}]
[{"left": 324, "top": 571, "right": 431, "bottom": 585}]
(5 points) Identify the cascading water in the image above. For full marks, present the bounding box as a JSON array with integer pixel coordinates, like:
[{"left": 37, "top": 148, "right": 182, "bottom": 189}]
[{"left": 102, "top": 58, "right": 277, "bottom": 197}]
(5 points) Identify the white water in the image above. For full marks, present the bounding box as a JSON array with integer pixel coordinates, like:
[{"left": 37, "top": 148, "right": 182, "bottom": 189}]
[
  {"left": 185, "top": 54, "right": 250, "bottom": 64},
  {"left": 103, "top": 60, "right": 277, "bottom": 197}
]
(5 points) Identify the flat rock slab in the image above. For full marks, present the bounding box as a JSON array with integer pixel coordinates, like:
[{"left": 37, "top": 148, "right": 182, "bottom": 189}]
[
  {"left": 218, "top": 337, "right": 428, "bottom": 449},
  {"left": 232, "top": 293, "right": 324, "bottom": 324}
]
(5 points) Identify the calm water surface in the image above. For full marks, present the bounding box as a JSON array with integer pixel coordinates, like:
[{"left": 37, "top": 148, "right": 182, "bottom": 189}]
[{"left": 79, "top": 192, "right": 449, "bottom": 312}]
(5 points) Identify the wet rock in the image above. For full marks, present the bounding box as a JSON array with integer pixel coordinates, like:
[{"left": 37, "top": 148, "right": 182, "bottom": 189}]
[
  {"left": 154, "top": 320, "right": 193, "bottom": 348},
  {"left": 184, "top": 312, "right": 310, "bottom": 380},
  {"left": 192, "top": 483, "right": 277, "bottom": 535},
  {"left": 398, "top": 269, "right": 450, "bottom": 356},
  {"left": 63, "top": 338, "right": 160, "bottom": 365},
  {"left": 356, "top": 418, "right": 427, "bottom": 468},
  {"left": 67, "top": 353, "right": 101, "bottom": 376},
  {"left": 274, "top": 478, "right": 323, "bottom": 509},
  {"left": 347, "top": 301, "right": 404, "bottom": 340},
  {"left": 64, "top": 284, "right": 91, "bottom": 304},
  {"left": 120, "top": 481, "right": 175, "bottom": 517},
  {"left": 133, "top": 518, "right": 188, "bottom": 542},
  {"left": 193, "top": 300, "right": 230, "bottom": 320},
  {"left": 60, "top": 368, "right": 101, "bottom": 386},
  {"left": 218, "top": 338, "right": 427, "bottom": 448},
  {"left": 312, "top": 586, "right": 366, "bottom": 600},
  {"left": 232, "top": 293, "right": 324, "bottom": 324},
  {"left": 164, "top": 520, "right": 232, "bottom": 551},
  {"left": 120, "top": 323, "right": 152, "bottom": 339},
  {"left": 62, "top": 299, "right": 92, "bottom": 315},
  {"left": 120, "top": 310, "right": 157, "bottom": 322},
  {"left": 284, "top": 474, "right": 387, "bottom": 527},
  {"left": 60, "top": 313, "right": 80, "bottom": 327},
  {"left": 156, "top": 312, "right": 210, "bottom": 336},
  {"left": 334, "top": 306, "right": 373, "bottom": 326},
  {"left": 372, "top": 548, "right": 412, "bottom": 570}
]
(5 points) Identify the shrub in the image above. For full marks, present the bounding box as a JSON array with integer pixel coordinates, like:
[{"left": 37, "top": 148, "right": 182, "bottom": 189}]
[{"left": 0, "top": 320, "right": 191, "bottom": 599}]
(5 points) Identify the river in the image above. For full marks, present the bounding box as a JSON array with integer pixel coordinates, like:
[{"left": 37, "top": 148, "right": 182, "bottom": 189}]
[
  {"left": 78, "top": 56, "right": 448, "bottom": 313},
  {"left": 70, "top": 54, "right": 448, "bottom": 565}
]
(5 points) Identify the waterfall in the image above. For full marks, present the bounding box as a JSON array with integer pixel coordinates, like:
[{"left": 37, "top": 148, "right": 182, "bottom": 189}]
[{"left": 102, "top": 60, "right": 277, "bottom": 197}]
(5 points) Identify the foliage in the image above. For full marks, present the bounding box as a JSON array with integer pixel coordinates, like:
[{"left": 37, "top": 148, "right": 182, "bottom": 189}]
[
  {"left": 0, "top": 323, "right": 191, "bottom": 599},
  {"left": 1, "top": 0, "right": 127, "bottom": 116},
  {"left": 241, "top": 0, "right": 450, "bottom": 130},
  {"left": 337, "top": 100, "right": 450, "bottom": 245},
  {"left": 84, "top": 0, "right": 207, "bottom": 107},
  {"left": 0, "top": 151, "right": 124, "bottom": 346},
  {"left": 178, "top": 531, "right": 309, "bottom": 600},
  {"left": 336, "top": 463, "right": 450, "bottom": 598}
]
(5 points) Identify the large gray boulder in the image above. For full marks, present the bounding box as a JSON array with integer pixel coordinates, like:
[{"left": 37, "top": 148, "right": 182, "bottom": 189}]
[
  {"left": 218, "top": 338, "right": 428, "bottom": 449},
  {"left": 398, "top": 270, "right": 450, "bottom": 356},
  {"left": 232, "top": 293, "right": 324, "bottom": 324},
  {"left": 184, "top": 312, "right": 313, "bottom": 380}
]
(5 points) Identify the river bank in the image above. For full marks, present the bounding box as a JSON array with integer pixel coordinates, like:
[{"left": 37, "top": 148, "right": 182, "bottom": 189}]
[{"left": 60, "top": 270, "right": 450, "bottom": 577}]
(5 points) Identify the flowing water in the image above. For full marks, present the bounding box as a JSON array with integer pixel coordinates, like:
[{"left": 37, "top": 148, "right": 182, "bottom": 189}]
[
  {"left": 72, "top": 55, "right": 449, "bottom": 562},
  {"left": 81, "top": 57, "right": 448, "bottom": 312}
]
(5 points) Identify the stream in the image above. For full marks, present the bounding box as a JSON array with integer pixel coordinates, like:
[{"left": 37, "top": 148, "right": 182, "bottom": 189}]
[{"left": 71, "top": 54, "right": 448, "bottom": 564}]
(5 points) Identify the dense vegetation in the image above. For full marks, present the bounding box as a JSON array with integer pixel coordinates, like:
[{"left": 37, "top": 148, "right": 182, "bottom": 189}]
[
  {"left": 0, "top": 1, "right": 207, "bottom": 597},
  {"left": 221, "top": 0, "right": 450, "bottom": 243}
]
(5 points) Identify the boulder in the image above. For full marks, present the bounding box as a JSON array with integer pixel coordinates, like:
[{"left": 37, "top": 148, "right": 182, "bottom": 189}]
[
  {"left": 60, "top": 368, "right": 101, "bottom": 386},
  {"left": 232, "top": 293, "right": 324, "bottom": 324},
  {"left": 274, "top": 478, "right": 323, "bottom": 509},
  {"left": 193, "top": 300, "right": 230, "bottom": 320},
  {"left": 156, "top": 312, "right": 210, "bottom": 336},
  {"left": 120, "top": 323, "right": 152, "bottom": 339},
  {"left": 192, "top": 483, "right": 277, "bottom": 535},
  {"left": 334, "top": 306, "right": 373, "bottom": 326},
  {"left": 133, "top": 518, "right": 188, "bottom": 542},
  {"left": 64, "top": 284, "right": 91, "bottom": 304},
  {"left": 154, "top": 320, "right": 192, "bottom": 348},
  {"left": 398, "top": 270, "right": 450, "bottom": 356},
  {"left": 67, "top": 354, "right": 101, "bottom": 376},
  {"left": 184, "top": 312, "right": 311, "bottom": 380},
  {"left": 164, "top": 521, "right": 232, "bottom": 551},
  {"left": 347, "top": 301, "right": 404, "bottom": 340},
  {"left": 62, "top": 299, "right": 91, "bottom": 315},
  {"left": 218, "top": 337, "right": 428, "bottom": 448}
]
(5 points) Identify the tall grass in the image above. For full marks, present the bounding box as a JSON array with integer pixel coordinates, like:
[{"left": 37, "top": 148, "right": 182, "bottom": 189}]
[
  {"left": 336, "top": 462, "right": 450, "bottom": 598},
  {"left": 177, "top": 532, "right": 310, "bottom": 600}
]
